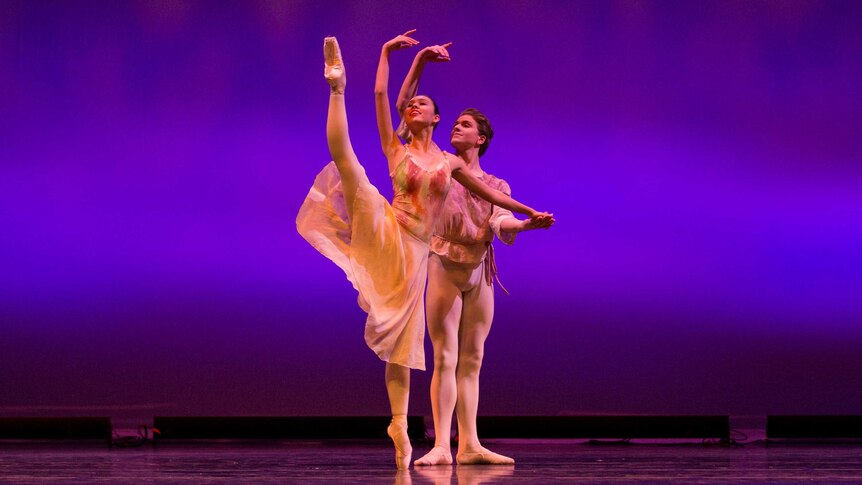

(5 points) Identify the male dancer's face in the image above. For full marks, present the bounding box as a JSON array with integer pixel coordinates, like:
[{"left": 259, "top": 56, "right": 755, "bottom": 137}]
[{"left": 450, "top": 115, "right": 485, "bottom": 153}]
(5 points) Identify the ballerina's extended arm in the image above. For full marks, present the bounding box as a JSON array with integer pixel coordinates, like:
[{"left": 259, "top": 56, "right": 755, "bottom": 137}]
[
  {"left": 449, "top": 156, "right": 554, "bottom": 223},
  {"left": 374, "top": 30, "right": 419, "bottom": 170}
]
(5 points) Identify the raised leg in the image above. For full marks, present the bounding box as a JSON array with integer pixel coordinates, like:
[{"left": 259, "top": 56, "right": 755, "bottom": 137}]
[{"left": 323, "top": 37, "right": 366, "bottom": 218}]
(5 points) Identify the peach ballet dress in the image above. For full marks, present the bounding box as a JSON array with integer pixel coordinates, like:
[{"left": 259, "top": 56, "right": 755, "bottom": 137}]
[{"left": 297, "top": 147, "right": 451, "bottom": 370}]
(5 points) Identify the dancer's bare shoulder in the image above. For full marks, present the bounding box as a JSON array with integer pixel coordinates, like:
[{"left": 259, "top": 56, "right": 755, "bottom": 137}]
[{"left": 445, "top": 151, "right": 466, "bottom": 172}]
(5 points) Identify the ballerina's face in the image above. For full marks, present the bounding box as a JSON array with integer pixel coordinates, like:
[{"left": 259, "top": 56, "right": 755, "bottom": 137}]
[
  {"left": 405, "top": 96, "right": 439, "bottom": 128},
  {"left": 449, "top": 115, "right": 485, "bottom": 152}
]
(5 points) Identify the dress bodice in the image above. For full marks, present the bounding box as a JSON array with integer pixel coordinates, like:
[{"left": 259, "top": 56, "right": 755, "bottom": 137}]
[{"left": 390, "top": 146, "right": 452, "bottom": 242}]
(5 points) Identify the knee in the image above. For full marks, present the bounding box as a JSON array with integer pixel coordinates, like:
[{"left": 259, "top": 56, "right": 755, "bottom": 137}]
[
  {"left": 456, "top": 350, "right": 484, "bottom": 377},
  {"left": 434, "top": 348, "right": 458, "bottom": 374}
]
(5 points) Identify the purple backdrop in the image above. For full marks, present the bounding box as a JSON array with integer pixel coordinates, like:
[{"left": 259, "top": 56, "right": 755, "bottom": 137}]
[{"left": 2, "top": 0, "right": 861, "bottom": 419}]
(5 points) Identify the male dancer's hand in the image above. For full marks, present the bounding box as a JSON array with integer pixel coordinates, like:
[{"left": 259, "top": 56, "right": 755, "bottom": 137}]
[{"left": 418, "top": 43, "right": 453, "bottom": 63}]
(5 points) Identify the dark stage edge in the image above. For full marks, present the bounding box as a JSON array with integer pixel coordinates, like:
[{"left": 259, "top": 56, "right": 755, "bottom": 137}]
[
  {"left": 150, "top": 415, "right": 727, "bottom": 441},
  {"left": 767, "top": 415, "right": 862, "bottom": 439},
  {"left": 153, "top": 416, "right": 427, "bottom": 440},
  {"left": 0, "top": 417, "right": 111, "bottom": 441},
  {"left": 1, "top": 441, "right": 862, "bottom": 483}
]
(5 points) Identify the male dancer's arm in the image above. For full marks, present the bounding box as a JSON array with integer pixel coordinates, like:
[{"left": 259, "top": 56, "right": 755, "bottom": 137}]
[{"left": 396, "top": 43, "right": 452, "bottom": 117}]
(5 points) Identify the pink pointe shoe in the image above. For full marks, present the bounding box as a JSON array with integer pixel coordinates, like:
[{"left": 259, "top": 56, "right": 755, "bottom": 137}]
[
  {"left": 387, "top": 420, "right": 413, "bottom": 470},
  {"left": 323, "top": 36, "right": 345, "bottom": 94}
]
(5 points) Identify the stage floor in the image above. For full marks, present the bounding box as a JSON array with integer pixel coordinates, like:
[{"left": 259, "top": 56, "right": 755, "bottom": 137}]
[{"left": 1, "top": 440, "right": 861, "bottom": 483}]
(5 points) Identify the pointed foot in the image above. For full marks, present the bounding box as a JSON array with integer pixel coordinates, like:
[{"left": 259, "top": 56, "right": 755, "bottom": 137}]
[
  {"left": 323, "top": 36, "right": 345, "bottom": 93},
  {"left": 388, "top": 421, "right": 413, "bottom": 470}
]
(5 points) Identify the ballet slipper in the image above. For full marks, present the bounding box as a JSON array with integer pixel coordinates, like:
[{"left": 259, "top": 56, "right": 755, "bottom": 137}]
[
  {"left": 387, "top": 420, "right": 413, "bottom": 470},
  {"left": 456, "top": 447, "right": 515, "bottom": 465},
  {"left": 414, "top": 445, "right": 453, "bottom": 466},
  {"left": 323, "top": 36, "right": 345, "bottom": 94}
]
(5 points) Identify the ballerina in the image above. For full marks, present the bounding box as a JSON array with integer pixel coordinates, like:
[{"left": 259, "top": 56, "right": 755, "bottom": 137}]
[{"left": 297, "top": 32, "right": 553, "bottom": 469}]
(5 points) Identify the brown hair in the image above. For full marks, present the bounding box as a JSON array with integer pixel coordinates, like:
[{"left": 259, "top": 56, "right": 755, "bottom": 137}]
[{"left": 459, "top": 108, "right": 494, "bottom": 157}]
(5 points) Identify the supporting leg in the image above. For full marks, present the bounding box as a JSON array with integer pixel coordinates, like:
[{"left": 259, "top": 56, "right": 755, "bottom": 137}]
[
  {"left": 386, "top": 362, "right": 412, "bottom": 469},
  {"left": 455, "top": 264, "right": 514, "bottom": 465},
  {"left": 415, "top": 254, "right": 460, "bottom": 466}
]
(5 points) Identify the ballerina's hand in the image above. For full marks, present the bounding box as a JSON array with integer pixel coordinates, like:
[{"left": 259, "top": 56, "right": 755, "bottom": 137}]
[
  {"left": 526, "top": 212, "right": 555, "bottom": 230},
  {"left": 384, "top": 29, "right": 420, "bottom": 52},
  {"left": 419, "top": 43, "right": 453, "bottom": 63}
]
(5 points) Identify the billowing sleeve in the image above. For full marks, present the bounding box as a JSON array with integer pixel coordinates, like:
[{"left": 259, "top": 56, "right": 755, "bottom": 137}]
[{"left": 488, "top": 179, "right": 517, "bottom": 245}]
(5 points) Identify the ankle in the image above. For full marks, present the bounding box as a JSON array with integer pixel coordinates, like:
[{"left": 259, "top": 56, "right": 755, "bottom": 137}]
[
  {"left": 457, "top": 441, "right": 483, "bottom": 453},
  {"left": 388, "top": 415, "right": 408, "bottom": 436}
]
